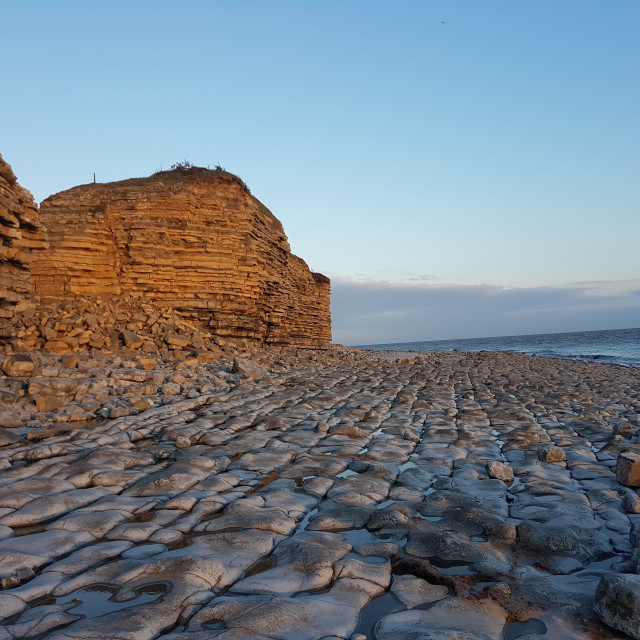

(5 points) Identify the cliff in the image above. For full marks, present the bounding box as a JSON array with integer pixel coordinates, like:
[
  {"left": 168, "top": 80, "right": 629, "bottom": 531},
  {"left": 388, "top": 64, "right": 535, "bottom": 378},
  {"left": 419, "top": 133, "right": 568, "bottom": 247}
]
[
  {"left": 30, "top": 166, "right": 331, "bottom": 348},
  {"left": 0, "top": 154, "right": 47, "bottom": 338}
]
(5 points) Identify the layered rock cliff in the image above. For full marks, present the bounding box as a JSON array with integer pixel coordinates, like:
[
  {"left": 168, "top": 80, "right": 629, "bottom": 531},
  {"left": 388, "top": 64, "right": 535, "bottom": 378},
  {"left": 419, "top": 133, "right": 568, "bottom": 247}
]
[
  {"left": 31, "top": 166, "right": 331, "bottom": 348},
  {"left": 0, "top": 154, "right": 47, "bottom": 338}
]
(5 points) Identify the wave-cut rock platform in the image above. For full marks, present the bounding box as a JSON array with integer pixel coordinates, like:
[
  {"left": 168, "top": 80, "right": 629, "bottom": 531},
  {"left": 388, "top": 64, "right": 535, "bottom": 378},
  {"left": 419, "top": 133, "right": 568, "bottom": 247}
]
[{"left": 1, "top": 348, "right": 639, "bottom": 639}]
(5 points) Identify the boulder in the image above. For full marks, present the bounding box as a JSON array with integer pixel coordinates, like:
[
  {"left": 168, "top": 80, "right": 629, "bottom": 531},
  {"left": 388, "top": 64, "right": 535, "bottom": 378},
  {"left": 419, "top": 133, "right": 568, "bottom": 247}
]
[
  {"left": 617, "top": 451, "right": 640, "bottom": 487},
  {"left": 121, "top": 330, "right": 143, "bottom": 349},
  {"left": 161, "top": 382, "right": 181, "bottom": 396},
  {"left": 1, "top": 354, "right": 35, "bottom": 377},
  {"left": 538, "top": 444, "right": 566, "bottom": 463},
  {"left": 232, "top": 357, "right": 269, "bottom": 381},
  {"left": 0, "top": 411, "right": 22, "bottom": 429},
  {"left": 621, "top": 489, "right": 640, "bottom": 514},
  {"left": 485, "top": 461, "right": 513, "bottom": 482},
  {"left": 614, "top": 423, "right": 634, "bottom": 439},
  {"left": 35, "top": 395, "right": 66, "bottom": 412},
  {"left": 517, "top": 521, "right": 581, "bottom": 555},
  {"left": 165, "top": 332, "right": 190, "bottom": 348},
  {"left": 29, "top": 377, "right": 104, "bottom": 403},
  {"left": 594, "top": 574, "right": 640, "bottom": 639}
]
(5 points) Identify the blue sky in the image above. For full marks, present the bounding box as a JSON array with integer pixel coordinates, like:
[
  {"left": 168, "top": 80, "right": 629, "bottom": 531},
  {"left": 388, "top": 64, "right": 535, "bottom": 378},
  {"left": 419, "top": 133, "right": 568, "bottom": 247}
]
[{"left": 3, "top": 1, "right": 639, "bottom": 344}]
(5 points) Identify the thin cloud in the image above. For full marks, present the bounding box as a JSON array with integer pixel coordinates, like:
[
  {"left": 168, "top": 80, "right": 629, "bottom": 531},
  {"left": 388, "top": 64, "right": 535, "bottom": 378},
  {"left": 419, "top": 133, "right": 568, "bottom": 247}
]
[{"left": 330, "top": 278, "right": 640, "bottom": 345}]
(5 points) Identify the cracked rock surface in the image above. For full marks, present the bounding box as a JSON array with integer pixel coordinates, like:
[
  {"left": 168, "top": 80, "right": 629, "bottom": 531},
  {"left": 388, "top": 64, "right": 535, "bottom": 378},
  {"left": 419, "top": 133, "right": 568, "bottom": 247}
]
[{"left": 0, "top": 347, "right": 639, "bottom": 639}]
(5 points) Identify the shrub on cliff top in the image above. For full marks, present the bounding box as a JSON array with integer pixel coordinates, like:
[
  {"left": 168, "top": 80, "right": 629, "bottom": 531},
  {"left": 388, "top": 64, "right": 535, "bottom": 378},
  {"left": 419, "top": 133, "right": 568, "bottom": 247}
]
[
  {"left": 152, "top": 161, "right": 249, "bottom": 192},
  {"left": 169, "top": 160, "right": 196, "bottom": 171}
]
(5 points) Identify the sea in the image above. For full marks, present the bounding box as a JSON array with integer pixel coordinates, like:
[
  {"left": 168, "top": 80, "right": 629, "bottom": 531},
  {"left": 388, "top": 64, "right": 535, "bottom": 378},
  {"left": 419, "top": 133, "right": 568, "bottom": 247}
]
[{"left": 358, "top": 327, "right": 640, "bottom": 369}]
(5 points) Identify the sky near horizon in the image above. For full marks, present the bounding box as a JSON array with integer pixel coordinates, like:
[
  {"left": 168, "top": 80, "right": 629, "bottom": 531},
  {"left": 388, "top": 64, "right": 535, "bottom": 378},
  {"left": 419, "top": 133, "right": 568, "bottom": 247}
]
[{"left": 3, "top": 1, "right": 639, "bottom": 344}]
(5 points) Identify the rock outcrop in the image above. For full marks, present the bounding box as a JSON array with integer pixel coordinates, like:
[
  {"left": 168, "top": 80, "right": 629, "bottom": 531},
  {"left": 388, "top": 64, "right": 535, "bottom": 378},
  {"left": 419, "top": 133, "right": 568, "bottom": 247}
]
[
  {"left": 0, "top": 154, "right": 47, "bottom": 338},
  {"left": 30, "top": 166, "right": 330, "bottom": 348}
]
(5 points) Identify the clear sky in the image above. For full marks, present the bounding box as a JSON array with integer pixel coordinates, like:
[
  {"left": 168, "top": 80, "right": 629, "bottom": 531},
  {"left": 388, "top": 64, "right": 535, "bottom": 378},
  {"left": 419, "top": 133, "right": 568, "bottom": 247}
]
[{"left": 3, "top": 1, "right": 639, "bottom": 344}]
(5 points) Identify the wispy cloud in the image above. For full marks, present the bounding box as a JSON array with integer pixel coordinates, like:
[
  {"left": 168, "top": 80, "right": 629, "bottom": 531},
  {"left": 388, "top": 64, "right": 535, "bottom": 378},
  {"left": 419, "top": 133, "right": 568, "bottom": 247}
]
[{"left": 330, "top": 278, "right": 640, "bottom": 345}]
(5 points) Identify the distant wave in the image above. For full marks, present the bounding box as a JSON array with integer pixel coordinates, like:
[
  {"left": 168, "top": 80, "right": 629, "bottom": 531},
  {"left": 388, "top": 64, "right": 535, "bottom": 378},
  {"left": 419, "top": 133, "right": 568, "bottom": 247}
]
[
  {"left": 359, "top": 327, "right": 640, "bottom": 368},
  {"left": 535, "top": 350, "right": 616, "bottom": 361}
]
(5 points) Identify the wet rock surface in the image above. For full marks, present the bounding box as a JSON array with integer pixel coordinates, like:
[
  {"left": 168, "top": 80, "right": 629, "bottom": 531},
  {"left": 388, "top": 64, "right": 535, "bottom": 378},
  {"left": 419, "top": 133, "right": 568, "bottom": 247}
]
[{"left": 0, "top": 348, "right": 639, "bottom": 639}]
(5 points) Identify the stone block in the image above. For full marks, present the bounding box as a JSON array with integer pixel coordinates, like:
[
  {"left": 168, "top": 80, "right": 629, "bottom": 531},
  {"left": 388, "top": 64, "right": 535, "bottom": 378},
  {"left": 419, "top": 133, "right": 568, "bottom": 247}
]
[
  {"left": 122, "top": 330, "right": 144, "bottom": 349},
  {"left": 486, "top": 461, "right": 514, "bottom": 482},
  {"left": 232, "top": 357, "right": 269, "bottom": 381},
  {"left": 0, "top": 411, "right": 22, "bottom": 429},
  {"left": 35, "top": 395, "right": 66, "bottom": 412},
  {"left": 162, "top": 382, "right": 181, "bottom": 396},
  {"left": 538, "top": 444, "right": 566, "bottom": 463},
  {"left": 594, "top": 574, "right": 640, "bottom": 639},
  {"left": 517, "top": 521, "right": 580, "bottom": 555},
  {"left": 616, "top": 451, "right": 640, "bottom": 487},
  {"left": 165, "top": 332, "right": 189, "bottom": 348},
  {"left": 137, "top": 357, "right": 156, "bottom": 370},
  {"left": 1, "top": 353, "right": 34, "bottom": 377}
]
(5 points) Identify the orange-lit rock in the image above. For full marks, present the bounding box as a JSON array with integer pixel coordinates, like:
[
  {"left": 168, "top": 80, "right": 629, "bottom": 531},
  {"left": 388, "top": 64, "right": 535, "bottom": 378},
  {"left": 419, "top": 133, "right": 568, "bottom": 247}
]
[
  {"left": 31, "top": 167, "right": 330, "bottom": 348},
  {"left": 0, "top": 153, "right": 47, "bottom": 337}
]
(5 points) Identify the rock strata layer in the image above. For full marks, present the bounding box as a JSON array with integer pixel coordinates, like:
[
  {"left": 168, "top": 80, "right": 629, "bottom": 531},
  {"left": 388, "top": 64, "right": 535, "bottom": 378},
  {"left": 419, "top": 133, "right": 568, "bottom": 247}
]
[
  {"left": 28, "top": 166, "right": 330, "bottom": 348},
  {"left": 0, "top": 154, "right": 47, "bottom": 338}
]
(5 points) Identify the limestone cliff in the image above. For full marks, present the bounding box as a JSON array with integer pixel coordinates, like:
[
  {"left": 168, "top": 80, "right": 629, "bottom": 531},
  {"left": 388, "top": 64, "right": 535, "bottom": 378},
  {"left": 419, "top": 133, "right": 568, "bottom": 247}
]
[
  {"left": 0, "top": 154, "right": 47, "bottom": 337},
  {"left": 31, "top": 166, "right": 331, "bottom": 348}
]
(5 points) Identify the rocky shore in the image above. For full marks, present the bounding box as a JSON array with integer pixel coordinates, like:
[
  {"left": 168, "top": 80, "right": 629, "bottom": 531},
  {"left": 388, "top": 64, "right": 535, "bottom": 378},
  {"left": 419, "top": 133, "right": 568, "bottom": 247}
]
[{"left": 1, "top": 347, "right": 640, "bottom": 639}]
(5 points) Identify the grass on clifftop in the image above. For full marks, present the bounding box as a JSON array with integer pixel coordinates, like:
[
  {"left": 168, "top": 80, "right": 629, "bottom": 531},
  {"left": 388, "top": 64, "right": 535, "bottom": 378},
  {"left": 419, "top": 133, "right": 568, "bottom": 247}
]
[{"left": 151, "top": 160, "right": 250, "bottom": 192}]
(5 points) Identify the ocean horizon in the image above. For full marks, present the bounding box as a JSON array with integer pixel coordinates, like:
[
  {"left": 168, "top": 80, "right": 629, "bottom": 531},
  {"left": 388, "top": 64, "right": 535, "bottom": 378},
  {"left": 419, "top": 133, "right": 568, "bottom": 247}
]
[{"left": 357, "top": 326, "right": 640, "bottom": 368}]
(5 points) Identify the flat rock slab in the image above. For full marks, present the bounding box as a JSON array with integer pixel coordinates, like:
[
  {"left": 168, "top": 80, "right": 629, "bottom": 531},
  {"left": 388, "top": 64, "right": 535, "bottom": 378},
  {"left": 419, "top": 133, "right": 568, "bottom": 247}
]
[
  {"left": 0, "top": 349, "right": 638, "bottom": 640},
  {"left": 375, "top": 598, "right": 507, "bottom": 640}
]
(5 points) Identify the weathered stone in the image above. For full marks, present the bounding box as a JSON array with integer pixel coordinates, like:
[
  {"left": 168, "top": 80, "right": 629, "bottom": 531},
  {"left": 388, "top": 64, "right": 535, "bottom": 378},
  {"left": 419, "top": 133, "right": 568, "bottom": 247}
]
[
  {"left": 35, "top": 395, "right": 66, "bottom": 412},
  {"left": 137, "top": 356, "right": 157, "bottom": 370},
  {"left": 616, "top": 451, "right": 640, "bottom": 487},
  {"left": 165, "top": 332, "right": 190, "bottom": 348},
  {"left": 594, "top": 574, "right": 640, "bottom": 639},
  {"left": 176, "top": 436, "right": 191, "bottom": 448},
  {"left": 233, "top": 357, "right": 269, "bottom": 380},
  {"left": 375, "top": 598, "right": 507, "bottom": 640},
  {"left": 231, "top": 531, "right": 350, "bottom": 596},
  {"left": 28, "top": 377, "right": 102, "bottom": 402},
  {"left": 162, "top": 382, "right": 181, "bottom": 396},
  {"left": 132, "top": 397, "right": 155, "bottom": 411},
  {"left": 390, "top": 575, "right": 448, "bottom": 609},
  {"left": 0, "top": 346, "right": 636, "bottom": 639},
  {"left": 0, "top": 427, "right": 22, "bottom": 445},
  {"left": 0, "top": 488, "right": 108, "bottom": 527},
  {"left": 517, "top": 521, "right": 581, "bottom": 555},
  {"left": 538, "top": 444, "right": 566, "bottom": 463},
  {"left": 0, "top": 410, "right": 22, "bottom": 428},
  {"left": 621, "top": 490, "right": 640, "bottom": 514},
  {"left": 614, "top": 423, "right": 634, "bottom": 439},
  {"left": 329, "top": 424, "right": 368, "bottom": 439},
  {"left": 2, "top": 353, "right": 35, "bottom": 377},
  {"left": 406, "top": 531, "right": 490, "bottom": 565},
  {"left": 485, "top": 461, "right": 513, "bottom": 482},
  {"left": 0, "top": 153, "right": 47, "bottom": 336},
  {"left": 121, "top": 329, "right": 144, "bottom": 349}
]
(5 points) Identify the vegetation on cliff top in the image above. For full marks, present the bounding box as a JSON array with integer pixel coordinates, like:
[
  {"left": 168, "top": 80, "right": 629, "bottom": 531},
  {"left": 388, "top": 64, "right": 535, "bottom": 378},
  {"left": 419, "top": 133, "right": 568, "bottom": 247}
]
[{"left": 151, "top": 160, "right": 250, "bottom": 192}]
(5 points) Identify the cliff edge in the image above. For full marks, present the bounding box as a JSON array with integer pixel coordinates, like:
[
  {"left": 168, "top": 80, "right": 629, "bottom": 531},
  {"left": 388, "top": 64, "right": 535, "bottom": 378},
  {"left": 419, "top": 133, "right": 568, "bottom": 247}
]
[{"left": 30, "top": 165, "right": 331, "bottom": 349}]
